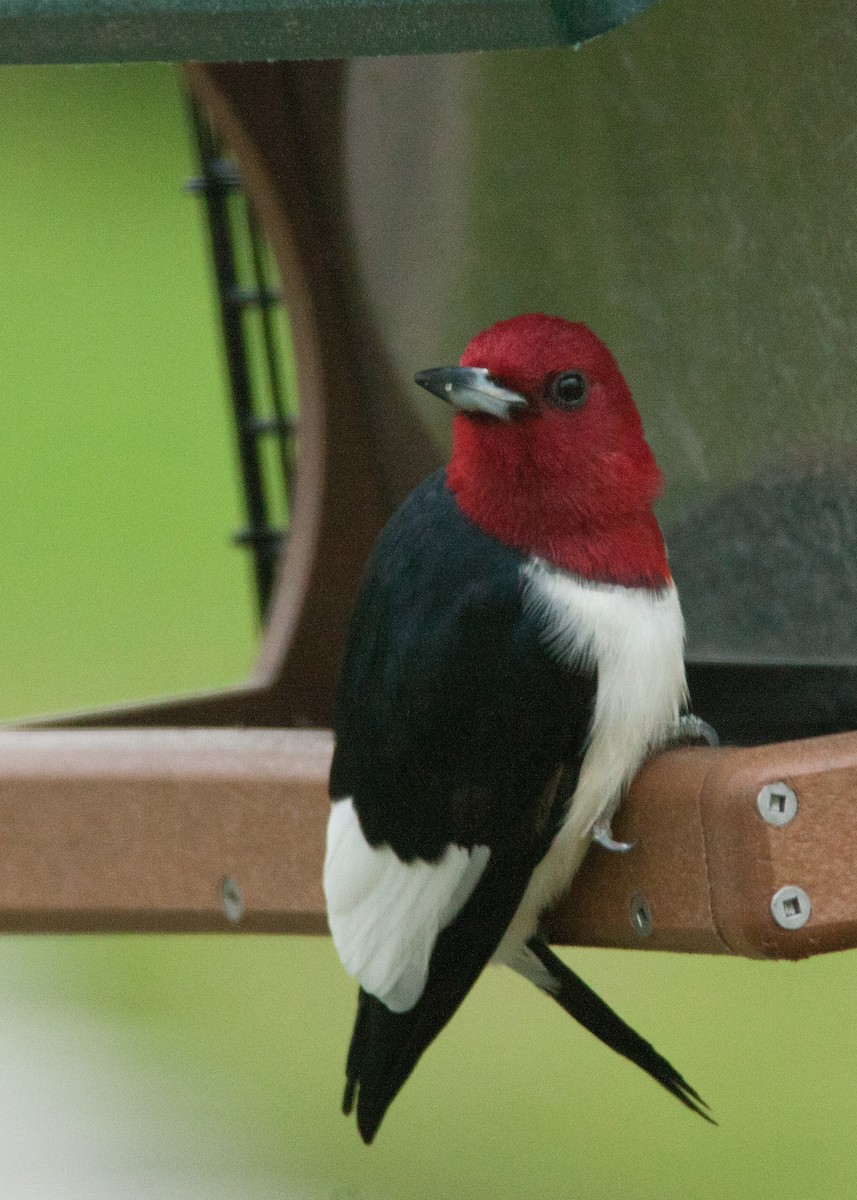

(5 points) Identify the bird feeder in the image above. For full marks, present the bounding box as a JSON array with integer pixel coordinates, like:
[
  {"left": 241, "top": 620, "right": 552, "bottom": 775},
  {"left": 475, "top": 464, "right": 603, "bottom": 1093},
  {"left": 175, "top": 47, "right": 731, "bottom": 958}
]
[{"left": 3, "top": 0, "right": 857, "bottom": 968}]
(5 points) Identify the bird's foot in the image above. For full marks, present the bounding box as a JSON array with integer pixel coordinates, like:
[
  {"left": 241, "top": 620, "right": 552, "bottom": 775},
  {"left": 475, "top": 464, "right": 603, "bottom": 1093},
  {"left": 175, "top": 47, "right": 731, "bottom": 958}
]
[
  {"left": 666, "top": 712, "right": 720, "bottom": 750},
  {"left": 591, "top": 718, "right": 717, "bottom": 856},
  {"left": 592, "top": 818, "right": 635, "bottom": 853}
]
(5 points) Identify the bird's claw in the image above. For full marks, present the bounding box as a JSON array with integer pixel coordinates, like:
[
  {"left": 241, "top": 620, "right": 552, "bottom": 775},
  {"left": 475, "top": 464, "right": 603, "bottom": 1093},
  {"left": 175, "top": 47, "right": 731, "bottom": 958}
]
[
  {"left": 669, "top": 713, "right": 720, "bottom": 749},
  {"left": 592, "top": 820, "right": 636, "bottom": 853}
]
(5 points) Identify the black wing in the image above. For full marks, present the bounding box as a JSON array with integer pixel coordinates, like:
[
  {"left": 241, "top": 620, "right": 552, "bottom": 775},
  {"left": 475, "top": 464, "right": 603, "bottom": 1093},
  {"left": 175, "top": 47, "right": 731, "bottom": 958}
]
[{"left": 330, "top": 470, "right": 596, "bottom": 858}]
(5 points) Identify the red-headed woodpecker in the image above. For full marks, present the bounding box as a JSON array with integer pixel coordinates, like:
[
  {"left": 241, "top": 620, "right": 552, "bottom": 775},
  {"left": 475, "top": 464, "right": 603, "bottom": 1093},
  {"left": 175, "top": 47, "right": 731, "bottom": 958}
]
[{"left": 324, "top": 314, "right": 711, "bottom": 1143}]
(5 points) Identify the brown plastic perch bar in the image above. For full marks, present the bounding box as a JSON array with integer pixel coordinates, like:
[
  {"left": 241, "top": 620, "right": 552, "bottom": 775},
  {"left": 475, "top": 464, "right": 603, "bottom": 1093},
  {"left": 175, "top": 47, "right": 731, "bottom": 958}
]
[{"left": 0, "top": 726, "right": 853, "bottom": 958}]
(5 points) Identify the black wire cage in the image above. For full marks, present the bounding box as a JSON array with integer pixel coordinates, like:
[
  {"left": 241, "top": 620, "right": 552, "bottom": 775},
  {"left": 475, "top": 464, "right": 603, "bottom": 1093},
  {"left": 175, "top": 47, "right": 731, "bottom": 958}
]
[{"left": 187, "top": 97, "right": 298, "bottom": 622}]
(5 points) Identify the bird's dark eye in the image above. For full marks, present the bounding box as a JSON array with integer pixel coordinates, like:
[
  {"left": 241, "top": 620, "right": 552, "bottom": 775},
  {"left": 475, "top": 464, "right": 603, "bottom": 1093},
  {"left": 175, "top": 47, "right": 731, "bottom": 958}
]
[{"left": 550, "top": 371, "right": 589, "bottom": 410}]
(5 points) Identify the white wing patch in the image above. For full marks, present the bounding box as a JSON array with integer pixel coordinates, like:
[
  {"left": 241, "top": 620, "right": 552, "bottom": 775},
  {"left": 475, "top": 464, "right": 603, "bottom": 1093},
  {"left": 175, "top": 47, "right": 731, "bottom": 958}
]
[{"left": 324, "top": 798, "right": 490, "bottom": 1013}]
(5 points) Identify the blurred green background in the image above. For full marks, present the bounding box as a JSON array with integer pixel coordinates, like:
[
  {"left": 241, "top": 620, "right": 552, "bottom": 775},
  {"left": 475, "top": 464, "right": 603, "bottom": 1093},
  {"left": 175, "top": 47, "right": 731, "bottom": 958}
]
[{"left": 2, "top": 48, "right": 857, "bottom": 1199}]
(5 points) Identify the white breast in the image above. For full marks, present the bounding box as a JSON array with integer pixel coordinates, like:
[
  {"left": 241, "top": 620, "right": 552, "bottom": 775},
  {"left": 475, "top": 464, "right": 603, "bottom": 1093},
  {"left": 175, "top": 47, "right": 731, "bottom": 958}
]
[{"left": 495, "top": 560, "right": 687, "bottom": 957}]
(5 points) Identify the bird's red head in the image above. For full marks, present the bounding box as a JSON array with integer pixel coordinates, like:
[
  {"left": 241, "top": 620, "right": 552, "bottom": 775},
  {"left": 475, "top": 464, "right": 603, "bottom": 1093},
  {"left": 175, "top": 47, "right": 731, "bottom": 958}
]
[{"left": 444, "top": 314, "right": 670, "bottom": 588}]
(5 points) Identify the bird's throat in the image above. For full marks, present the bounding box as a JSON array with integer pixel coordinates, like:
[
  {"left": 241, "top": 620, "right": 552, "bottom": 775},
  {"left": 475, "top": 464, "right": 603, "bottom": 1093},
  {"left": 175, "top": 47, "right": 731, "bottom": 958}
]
[{"left": 447, "top": 473, "right": 671, "bottom": 589}]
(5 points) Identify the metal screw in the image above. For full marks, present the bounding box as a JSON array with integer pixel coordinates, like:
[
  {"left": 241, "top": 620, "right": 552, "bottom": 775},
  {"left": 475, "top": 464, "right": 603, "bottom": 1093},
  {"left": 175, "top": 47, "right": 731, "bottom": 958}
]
[
  {"left": 770, "top": 885, "right": 811, "bottom": 930},
  {"left": 757, "top": 782, "right": 798, "bottom": 827},
  {"left": 629, "top": 892, "right": 652, "bottom": 938},
  {"left": 221, "top": 876, "right": 244, "bottom": 924}
]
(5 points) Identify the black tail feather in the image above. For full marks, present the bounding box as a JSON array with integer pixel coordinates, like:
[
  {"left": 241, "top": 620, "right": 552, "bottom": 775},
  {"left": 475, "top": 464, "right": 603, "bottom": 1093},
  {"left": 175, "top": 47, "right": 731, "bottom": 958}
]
[
  {"left": 343, "top": 986, "right": 453, "bottom": 1144},
  {"left": 527, "top": 936, "right": 715, "bottom": 1124},
  {"left": 342, "top": 839, "right": 544, "bottom": 1143}
]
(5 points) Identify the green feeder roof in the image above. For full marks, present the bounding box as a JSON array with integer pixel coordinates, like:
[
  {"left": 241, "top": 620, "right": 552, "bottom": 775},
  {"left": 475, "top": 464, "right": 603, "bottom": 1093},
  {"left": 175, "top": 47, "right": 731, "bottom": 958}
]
[{"left": 0, "top": 0, "right": 656, "bottom": 64}]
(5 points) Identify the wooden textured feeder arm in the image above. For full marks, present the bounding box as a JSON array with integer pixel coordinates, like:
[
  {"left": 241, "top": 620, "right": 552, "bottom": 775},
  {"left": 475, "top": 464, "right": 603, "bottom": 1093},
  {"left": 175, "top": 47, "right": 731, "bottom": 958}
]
[
  {"left": 550, "top": 732, "right": 857, "bottom": 959},
  {"left": 0, "top": 728, "right": 853, "bottom": 955},
  {"left": 0, "top": 730, "right": 332, "bottom": 934}
]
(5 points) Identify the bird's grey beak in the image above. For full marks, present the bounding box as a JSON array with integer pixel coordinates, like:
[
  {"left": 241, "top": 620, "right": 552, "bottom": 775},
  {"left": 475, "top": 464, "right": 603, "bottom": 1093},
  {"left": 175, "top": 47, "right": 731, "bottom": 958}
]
[{"left": 414, "top": 366, "right": 527, "bottom": 421}]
